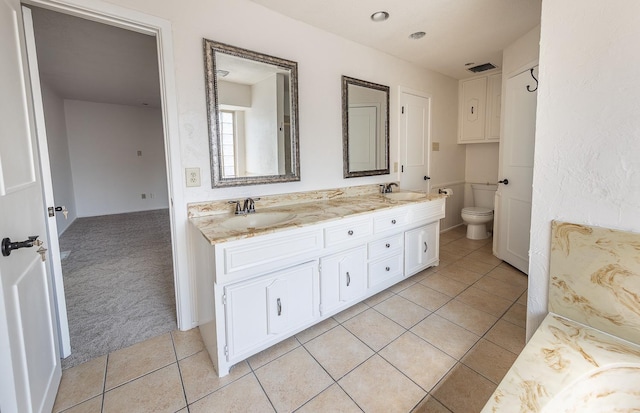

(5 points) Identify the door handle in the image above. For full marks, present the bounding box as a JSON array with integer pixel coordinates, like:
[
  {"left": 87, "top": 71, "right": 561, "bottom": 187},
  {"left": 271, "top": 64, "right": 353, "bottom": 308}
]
[
  {"left": 346, "top": 271, "right": 351, "bottom": 287},
  {"left": 1, "top": 236, "right": 41, "bottom": 257},
  {"left": 498, "top": 179, "right": 509, "bottom": 185},
  {"left": 424, "top": 242, "right": 428, "bottom": 253},
  {"left": 276, "top": 298, "right": 282, "bottom": 316},
  {"left": 48, "top": 205, "right": 69, "bottom": 219}
]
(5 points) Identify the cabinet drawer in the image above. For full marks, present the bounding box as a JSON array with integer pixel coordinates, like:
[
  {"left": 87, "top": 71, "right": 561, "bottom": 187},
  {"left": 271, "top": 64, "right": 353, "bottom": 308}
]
[
  {"left": 223, "top": 229, "right": 323, "bottom": 275},
  {"left": 373, "top": 210, "right": 409, "bottom": 233},
  {"left": 368, "top": 234, "right": 403, "bottom": 259},
  {"left": 368, "top": 253, "right": 403, "bottom": 288},
  {"left": 324, "top": 218, "right": 373, "bottom": 247},
  {"left": 408, "top": 199, "right": 445, "bottom": 224}
]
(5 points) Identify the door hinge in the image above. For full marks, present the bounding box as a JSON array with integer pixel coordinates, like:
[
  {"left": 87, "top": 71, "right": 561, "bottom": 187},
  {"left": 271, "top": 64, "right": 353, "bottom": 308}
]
[
  {"left": 318, "top": 263, "right": 322, "bottom": 273},
  {"left": 401, "top": 165, "right": 404, "bottom": 173},
  {"left": 401, "top": 106, "right": 405, "bottom": 114},
  {"left": 224, "top": 345, "right": 229, "bottom": 357},
  {"left": 222, "top": 294, "right": 227, "bottom": 305}
]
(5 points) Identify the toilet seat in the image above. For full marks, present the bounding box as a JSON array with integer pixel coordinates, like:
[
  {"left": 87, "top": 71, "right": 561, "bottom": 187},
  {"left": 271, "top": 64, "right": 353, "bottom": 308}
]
[{"left": 461, "top": 207, "right": 493, "bottom": 216}]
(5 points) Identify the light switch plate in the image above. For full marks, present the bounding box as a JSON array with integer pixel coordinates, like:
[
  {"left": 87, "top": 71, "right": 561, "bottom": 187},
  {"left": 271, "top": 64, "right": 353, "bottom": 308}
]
[{"left": 186, "top": 167, "right": 201, "bottom": 187}]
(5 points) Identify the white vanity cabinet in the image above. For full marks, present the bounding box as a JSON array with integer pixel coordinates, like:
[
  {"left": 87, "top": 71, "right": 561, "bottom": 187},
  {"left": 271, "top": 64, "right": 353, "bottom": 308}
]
[
  {"left": 458, "top": 72, "right": 502, "bottom": 144},
  {"left": 194, "top": 196, "right": 445, "bottom": 377},
  {"left": 405, "top": 222, "right": 439, "bottom": 275}
]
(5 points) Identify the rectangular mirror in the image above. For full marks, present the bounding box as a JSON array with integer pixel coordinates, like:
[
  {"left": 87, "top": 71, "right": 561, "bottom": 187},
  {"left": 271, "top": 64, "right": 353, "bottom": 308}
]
[
  {"left": 204, "top": 39, "right": 300, "bottom": 187},
  {"left": 342, "top": 76, "right": 390, "bottom": 178}
]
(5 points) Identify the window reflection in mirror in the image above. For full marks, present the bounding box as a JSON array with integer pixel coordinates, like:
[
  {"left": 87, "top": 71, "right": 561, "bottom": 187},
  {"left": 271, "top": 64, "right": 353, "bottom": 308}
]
[
  {"left": 342, "top": 76, "right": 390, "bottom": 178},
  {"left": 204, "top": 40, "right": 300, "bottom": 187}
]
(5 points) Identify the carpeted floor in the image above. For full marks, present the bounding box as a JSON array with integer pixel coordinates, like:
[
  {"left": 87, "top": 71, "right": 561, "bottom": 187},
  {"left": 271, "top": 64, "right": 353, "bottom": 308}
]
[{"left": 59, "top": 209, "right": 176, "bottom": 369}]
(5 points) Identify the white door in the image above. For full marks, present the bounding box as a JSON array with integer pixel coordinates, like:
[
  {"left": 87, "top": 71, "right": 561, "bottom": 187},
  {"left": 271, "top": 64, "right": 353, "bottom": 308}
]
[
  {"left": 495, "top": 66, "right": 538, "bottom": 274},
  {"left": 400, "top": 90, "right": 431, "bottom": 191},
  {"left": 348, "top": 105, "right": 378, "bottom": 171},
  {"left": 22, "top": 5, "right": 70, "bottom": 358},
  {"left": 0, "top": 0, "right": 62, "bottom": 412}
]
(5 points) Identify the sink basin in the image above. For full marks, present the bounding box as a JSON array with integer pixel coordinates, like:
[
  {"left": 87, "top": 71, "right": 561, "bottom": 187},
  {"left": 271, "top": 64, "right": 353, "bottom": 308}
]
[
  {"left": 383, "top": 192, "right": 427, "bottom": 201},
  {"left": 221, "top": 212, "right": 296, "bottom": 230},
  {"left": 541, "top": 363, "right": 640, "bottom": 413}
]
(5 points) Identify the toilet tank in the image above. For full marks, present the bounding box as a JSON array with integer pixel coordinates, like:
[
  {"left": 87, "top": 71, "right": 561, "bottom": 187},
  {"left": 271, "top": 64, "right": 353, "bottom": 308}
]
[{"left": 471, "top": 184, "right": 498, "bottom": 209}]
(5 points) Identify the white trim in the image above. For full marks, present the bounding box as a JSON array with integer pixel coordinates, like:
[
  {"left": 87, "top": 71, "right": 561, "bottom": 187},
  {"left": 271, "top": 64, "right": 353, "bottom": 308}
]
[
  {"left": 23, "top": 0, "right": 192, "bottom": 330},
  {"left": 507, "top": 59, "right": 539, "bottom": 80}
]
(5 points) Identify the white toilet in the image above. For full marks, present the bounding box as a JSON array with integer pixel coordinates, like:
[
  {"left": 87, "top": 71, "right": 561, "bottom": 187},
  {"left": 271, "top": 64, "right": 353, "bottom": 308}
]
[{"left": 461, "top": 184, "right": 498, "bottom": 240}]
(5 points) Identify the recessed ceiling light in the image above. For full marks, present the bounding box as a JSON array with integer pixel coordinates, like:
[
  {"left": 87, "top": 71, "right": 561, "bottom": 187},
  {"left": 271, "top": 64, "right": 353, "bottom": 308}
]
[
  {"left": 409, "top": 31, "right": 426, "bottom": 40},
  {"left": 464, "top": 62, "right": 475, "bottom": 66},
  {"left": 370, "top": 11, "right": 389, "bottom": 22}
]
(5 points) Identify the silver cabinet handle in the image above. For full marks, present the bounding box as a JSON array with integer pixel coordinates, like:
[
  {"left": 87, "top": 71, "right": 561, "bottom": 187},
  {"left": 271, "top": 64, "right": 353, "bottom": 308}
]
[
  {"left": 277, "top": 298, "right": 282, "bottom": 316},
  {"left": 424, "top": 242, "right": 428, "bottom": 253},
  {"left": 391, "top": 219, "right": 396, "bottom": 224},
  {"left": 348, "top": 230, "right": 354, "bottom": 236},
  {"left": 346, "top": 272, "right": 351, "bottom": 286},
  {"left": 385, "top": 266, "right": 390, "bottom": 271},
  {"left": 385, "top": 243, "right": 390, "bottom": 248}
]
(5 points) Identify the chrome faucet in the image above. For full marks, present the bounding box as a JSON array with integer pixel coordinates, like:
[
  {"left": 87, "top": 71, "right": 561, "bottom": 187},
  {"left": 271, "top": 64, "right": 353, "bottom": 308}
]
[
  {"left": 228, "top": 197, "right": 260, "bottom": 215},
  {"left": 380, "top": 183, "right": 399, "bottom": 193}
]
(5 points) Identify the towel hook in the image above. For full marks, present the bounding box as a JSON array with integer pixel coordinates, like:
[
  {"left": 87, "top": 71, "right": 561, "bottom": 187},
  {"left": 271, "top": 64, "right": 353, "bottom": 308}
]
[{"left": 526, "top": 68, "right": 538, "bottom": 93}]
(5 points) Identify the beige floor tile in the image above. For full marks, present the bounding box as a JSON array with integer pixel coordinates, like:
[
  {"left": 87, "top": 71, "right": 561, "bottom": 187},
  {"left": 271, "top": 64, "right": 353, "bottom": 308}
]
[
  {"left": 454, "top": 257, "right": 498, "bottom": 275},
  {"left": 408, "top": 267, "right": 437, "bottom": 282},
  {"left": 363, "top": 289, "right": 395, "bottom": 307},
  {"left": 438, "top": 251, "right": 460, "bottom": 268},
  {"left": 304, "top": 325, "right": 373, "bottom": 380},
  {"left": 105, "top": 333, "right": 176, "bottom": 390},
  {"left": 436, "top": 266, "right": 484, "bottom": 285},
  {"left": 388, "top": 277, "right": 418, "bottom": 293},
  {"left": 435, "top": 300, "right": 498, "bottom": 336},
  {"left": 247, "top": 336, "right": 300, "bottom": 370},
  {"left": 171, "top": 328, "right": 204, "bottom": 360},
  {"left": 431, "top": 364, "right": 496, "bottom": 413},
  {"left": 485, "top": 320, "right": 526, "bottom": 354},
  {"left": 379, "top": 332, "right": 456, "bottom": 392},
  {"left": 439, "top": 243, "right": 473, "bottom": 260},
  {"left": 411, "top": 314, "right": 479, "bottom": 360},
  {"left": 102, "top": 364, "right": 185, "bottom": 413},
  {"left": 517, "top": 290, "right": 528, "bottom": 305},
  {"left": 411, "top": 395, "right": 451, "bottom": 413},
  {"left": 339, "top": 355, "right": 425, "bottom": 413},
  {"left": 419, "top": 273, "right": 468, "bottom": 297},
  {"left": 255, "top": 347, "right": 333, "bottom": 412},
  {"left": 398, "top": 283, "right": 450, "bottom": 311},
  {"left": 467, "top": 250, "right": 503, "bottom": 266},
  {"left": 189, "top": 373, "right": 274, "bottom": 413},
  {"left": 502, "top": 303, "right": 527, "bottom": 328},
  {"left": 297, "top": 383, "right": 362, "bottom": 413},
  {"left": 333, "top": 302, "right": 369, "bottom": 323},
  {"left": 342, "top": 309, "right": 405, "bottom": 351},
  {"left": 59, "top": 395, "right": 102, "bottom": 413},
  {"left": 53, "top": 355, "right": 106, "bottom": 412},
  {"left": 486, "top": 266, "right": 529, "bottom": 290},
  {"left": 448, "top": 237, "right": 490, "bottom": 251},
  {"left": 473, "top": 274, "right": 526, "bottom": 301},
  {"left": 179, "top": 350, "right": 250, "bottom": 404},
  {"left": 456, "top": 287, "right": 512, "bottom": 317},
  {"left": 462, "top": 339, "right": 518, "bottom": 384},
  {"left": 374, "top": 295, "right": 431, "bottom": 328},
  {"left": 296, "top": 317, "right": 339, "bottom": 343}
]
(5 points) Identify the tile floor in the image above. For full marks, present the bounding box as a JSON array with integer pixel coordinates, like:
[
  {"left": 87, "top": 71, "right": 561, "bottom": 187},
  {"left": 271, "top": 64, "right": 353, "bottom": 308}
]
[{"left": 53, "top": 226, "right": 528, "bottom": 413}]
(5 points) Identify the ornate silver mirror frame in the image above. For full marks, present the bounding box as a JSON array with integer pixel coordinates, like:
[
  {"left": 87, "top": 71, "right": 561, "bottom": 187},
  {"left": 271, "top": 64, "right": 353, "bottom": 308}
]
[
  {"left": 342, "top": 76, "right": 390, "bottom": 178},
  {"left": 204, "top": 39, "right": 300, "bottom": 187}
]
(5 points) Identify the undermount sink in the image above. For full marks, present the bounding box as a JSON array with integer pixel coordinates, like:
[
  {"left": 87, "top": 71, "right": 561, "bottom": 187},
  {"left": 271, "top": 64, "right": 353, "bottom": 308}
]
[
  {"left": 541, "top": 363, "right": 640, "bottom": 413},
  {"left": 383, "top": 191, "right": 427, "bottom": 201},
  {"left": 221, "top": 212, "right": 296, "bottom": 230}
]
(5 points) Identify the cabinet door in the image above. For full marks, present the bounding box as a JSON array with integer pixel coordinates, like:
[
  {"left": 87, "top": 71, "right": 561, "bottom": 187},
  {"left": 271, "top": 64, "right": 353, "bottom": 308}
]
[
  {"left": 485, "top": 73, "right": 502, "bottom": 141},
  {"left": 404, "top": 223, "right": 439, "bottom": 276},
  {"left": 459, "top": 77, "right": 487, "bottom": 142},
  {"left": 225, "top": 261, "right": 318, "bottom": 360},
  {"left": 320, "top": 246, "right": 367, "bottom": 315}
]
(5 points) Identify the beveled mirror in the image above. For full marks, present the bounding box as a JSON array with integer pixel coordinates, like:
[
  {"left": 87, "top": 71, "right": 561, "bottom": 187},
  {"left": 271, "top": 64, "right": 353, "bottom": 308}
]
[
  {"left": 204, "top": 39, "right": 300, "bottom": 187},
  {"left": 342, "top": 76, "right": 390, "bottom": 178}
]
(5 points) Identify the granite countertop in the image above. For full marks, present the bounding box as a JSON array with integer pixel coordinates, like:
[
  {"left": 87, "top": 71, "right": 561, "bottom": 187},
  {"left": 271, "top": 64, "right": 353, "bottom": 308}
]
[
  {"left": 482, "top": 313, "right": 640, "bottom": 412},
  {"left": 190, "top": 192, "right": 444, "bottom": 245}
]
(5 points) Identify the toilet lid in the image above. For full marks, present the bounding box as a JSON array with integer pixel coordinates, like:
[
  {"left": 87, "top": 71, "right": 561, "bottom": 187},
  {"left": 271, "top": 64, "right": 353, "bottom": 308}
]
[{"left": 462, "top": 207, "right": 493, "bottom": 216}]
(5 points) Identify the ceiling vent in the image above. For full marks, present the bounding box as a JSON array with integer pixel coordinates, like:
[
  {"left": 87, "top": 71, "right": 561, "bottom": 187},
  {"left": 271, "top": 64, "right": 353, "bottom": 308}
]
[{"left": 467, "top": 63, "right": 497, "bottom": 73}]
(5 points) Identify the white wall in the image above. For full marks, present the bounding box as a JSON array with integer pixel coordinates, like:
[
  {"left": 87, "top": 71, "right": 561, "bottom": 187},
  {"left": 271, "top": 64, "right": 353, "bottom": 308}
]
[
  {"left": 528, "top": 0, "right": 640, "bottom": 338},
  {"left": 40, "top": 82, "right": 77, "bottom": 234},
  {"left": 463, "top": 143, "right": 500, "bottom": 207},
  {"left": 101, "top": 0, "right": 462, "bottom": 203},
  {"left": 64, "top": 100, "right": 169, "bottom": 216}
]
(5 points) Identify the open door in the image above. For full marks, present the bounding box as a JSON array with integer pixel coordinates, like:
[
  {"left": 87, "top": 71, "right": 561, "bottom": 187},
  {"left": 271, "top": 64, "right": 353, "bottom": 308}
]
[{"left": 0, "top": 0, "right": 62, "bottom": 411}]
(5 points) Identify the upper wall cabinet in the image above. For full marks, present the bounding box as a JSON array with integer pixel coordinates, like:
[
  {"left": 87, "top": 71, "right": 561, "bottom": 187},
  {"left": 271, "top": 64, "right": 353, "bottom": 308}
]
[{"left": 458, "top": 73, "right": 502, "bottom": 144}]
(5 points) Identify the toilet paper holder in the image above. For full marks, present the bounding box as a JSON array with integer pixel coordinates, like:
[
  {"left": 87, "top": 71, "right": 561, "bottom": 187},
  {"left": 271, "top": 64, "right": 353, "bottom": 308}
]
[{"left": 438, "top": 188, "right": 453, "bottom": 196}]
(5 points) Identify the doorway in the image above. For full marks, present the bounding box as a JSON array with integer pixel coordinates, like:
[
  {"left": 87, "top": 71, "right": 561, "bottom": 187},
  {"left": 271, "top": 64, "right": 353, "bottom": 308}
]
[
  {"left": 399, "top": 88, "right": 432, "bottom": 192},
  {"left": 28, "top": 5, "right": 177, "bottom": 368}
]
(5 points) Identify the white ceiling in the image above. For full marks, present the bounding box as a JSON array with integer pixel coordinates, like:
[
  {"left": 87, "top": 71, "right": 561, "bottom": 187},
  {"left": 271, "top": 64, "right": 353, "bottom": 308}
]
[
  {"left": 30, "top": 6, "right": 161, "bottom": 108},
  {"left": 250, "top": 0, "right": 542, "bottom": 79}
]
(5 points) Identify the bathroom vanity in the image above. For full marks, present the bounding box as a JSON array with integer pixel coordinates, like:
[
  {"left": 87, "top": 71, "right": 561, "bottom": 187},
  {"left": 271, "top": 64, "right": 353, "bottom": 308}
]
[{"left": 189, "top": 185, "right": 445, "bottom": 376}]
